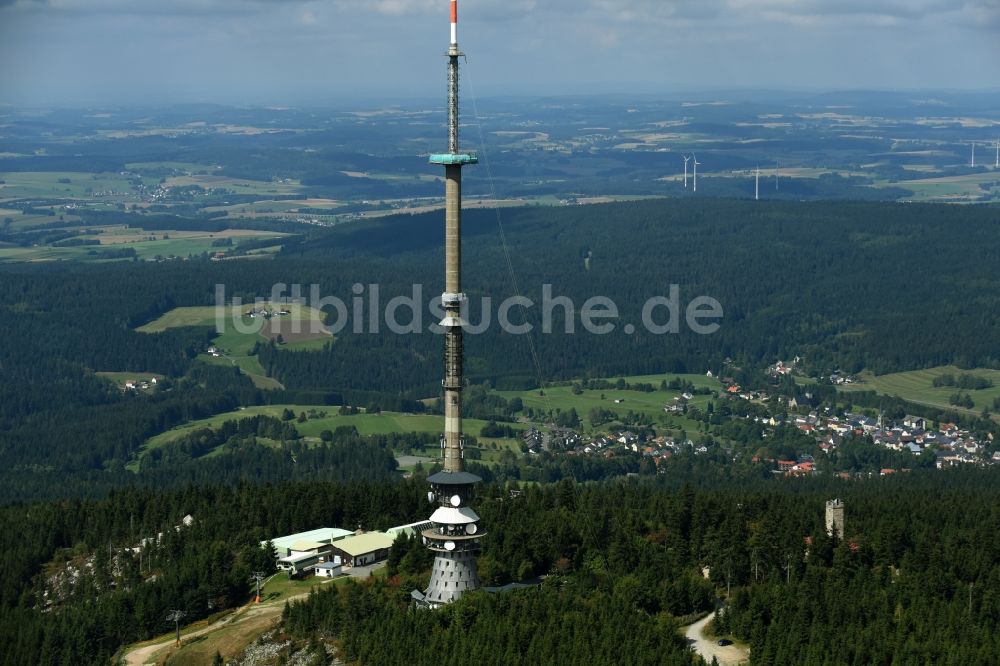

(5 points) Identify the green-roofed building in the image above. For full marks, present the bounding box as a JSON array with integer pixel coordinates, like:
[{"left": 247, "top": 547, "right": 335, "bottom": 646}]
[{"left": 262, "top": 527, "right": 353, "bottom": 558}]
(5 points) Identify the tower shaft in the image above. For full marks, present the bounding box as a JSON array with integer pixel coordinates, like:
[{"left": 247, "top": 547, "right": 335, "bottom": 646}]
[
  {"left": 443, "top": 38, "right": 464, "bottom": 474},
  {"left": 418, "top": 0, "right": 483, "bottom": 609}
]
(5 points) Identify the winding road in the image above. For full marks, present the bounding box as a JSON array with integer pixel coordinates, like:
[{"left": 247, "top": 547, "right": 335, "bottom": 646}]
[{"left": 682, "top": 610, "right": 749, "bottom": 666}]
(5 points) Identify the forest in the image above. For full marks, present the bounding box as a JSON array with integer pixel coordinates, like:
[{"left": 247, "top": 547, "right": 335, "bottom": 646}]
[
  {"left": 277, "top": 470, "right": 1000, "bottom": 666},
  {"left": 2, "top": 468, "right": 998, "bottom": 664},
  {"left": 1, "top": 197, "right": 999, "bottom": 500}
]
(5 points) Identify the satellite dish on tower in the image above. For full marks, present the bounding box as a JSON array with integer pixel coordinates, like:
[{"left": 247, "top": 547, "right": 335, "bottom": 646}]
[
  {"left": 466, "top": 523, "right": 477, "bottom": 535},
  {"left": 450, "top": 494, "right": 462, "bottom": 507},
  {"left": 445, "top": 541, "right": 456, "bottom": 551}
]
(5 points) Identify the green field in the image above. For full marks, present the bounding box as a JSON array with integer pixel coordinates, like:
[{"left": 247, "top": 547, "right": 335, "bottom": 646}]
[
  {"left": 0, "top": 224, "right": 286, "bottom": 263},
  {"left": 497, "top": 372, "right": 718, "bottom": 432},
  {"left": 0, "top": 205, "right": 82, "bottom": 230},
  {"left": 890, "top": 172, "right": 1000, "bottom": 202},
  {"left": 840, "top": 366, "right": 1000, "bottom": 416},
  {"left": 139, "top": 304, "right": 331, "bottom": 389},
  {"left": 162, "top": 174, "right": 301, "bottom": 197},
  {"left": 137, "top": 373, "right": 722, "bottom": 462},
  {"left": 95, "top": 371, "right": 166, "bottom": 389},
  {"left": 143, "top": 405, "right": 522, "bottom": 447},
  {"left": 0, "top": 171, "right": 149, "bottom": 199},
  {"left": 135, "top": 404, "right": 527, "bottom": 469}
]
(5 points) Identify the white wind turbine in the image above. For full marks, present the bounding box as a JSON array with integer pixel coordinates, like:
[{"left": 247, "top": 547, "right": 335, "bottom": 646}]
[
  {"left": 693, "top": 154, "right": 700, "bottom": 192},
  {"left": 755, "top": 165, "right": 760, "bottom": 201},
  {"left": 683, "top": 155, "right": 691, "bottom": 188},
  {"left": 971, "top": 142, "right": 976, "bottom": 168}
]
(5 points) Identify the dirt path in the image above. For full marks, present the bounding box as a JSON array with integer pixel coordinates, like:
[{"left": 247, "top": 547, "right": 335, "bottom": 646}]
[
  {"left": 123, "top": 565, "right": 383, "bottom": 665},
  {"left": 124, "top": 595, "right": 290, "bottom": 666},
  {"left": 124, "top": 584, "right": 318, "bottom": 666},
  {"left": 682, "top": 609, "right": 749, "bottom": 666}
]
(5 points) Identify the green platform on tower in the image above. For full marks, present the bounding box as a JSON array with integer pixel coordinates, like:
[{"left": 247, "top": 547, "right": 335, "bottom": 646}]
[{"left": 429, "top": 153, "right": 478, "bottom": 165}]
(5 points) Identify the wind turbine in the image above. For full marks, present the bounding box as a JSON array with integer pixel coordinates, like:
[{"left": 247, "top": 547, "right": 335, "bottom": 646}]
[
  {"left": 971, "top": 142, "right": 976, "bottom": 168},
  {"left": 755, "top": 165, "right": 760, "bottom": 201},
  {"left": 683, "top": 155, "right": 691, "bottom": 188},
  {"left": 775, "top": 162, "right": 779, "bottom": 191},
  {"left": 693, "top": 155, "right": 700, "bottom": 192},
  {"left": 995, "top": 138, "right": 999, "bottom": 168}
]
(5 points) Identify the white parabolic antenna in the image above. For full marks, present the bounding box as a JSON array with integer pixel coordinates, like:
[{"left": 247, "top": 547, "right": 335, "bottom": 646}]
[
  {"left": 466, "top": 523, "right": 478, "bottom": 535},
  {"left": 445, "top": 541, "right": 456, "bottom": 551},
  {"left": 450, "top": 494, "right": 462, "bottom": 507}
]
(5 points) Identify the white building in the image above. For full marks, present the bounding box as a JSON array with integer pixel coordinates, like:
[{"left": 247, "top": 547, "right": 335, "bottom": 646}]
[{"left": 315, "top": 558, "right": 343, "bottom": 578}]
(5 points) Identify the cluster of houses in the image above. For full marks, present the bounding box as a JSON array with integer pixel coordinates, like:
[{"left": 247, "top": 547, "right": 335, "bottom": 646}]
[
  {"left": 738, "top": 407, "right": 994, "bottom": 472},
  {"left": 522, "top": 428, "right": 583, "bottom": 453},
  {"left": 123, "top": 377, "right": 159, "bottom": 391},
  {"left": 517, "top": 372, "right": 995, "bottom": 473},
  {"left": 811, "top": 412, "right": 991, "bottom": 468},
  {"left": 244, "top": 306, "right": 291, "bottom": 319},
  {"left": 263, "top": 521, "right": 431, "bottom": 578}
]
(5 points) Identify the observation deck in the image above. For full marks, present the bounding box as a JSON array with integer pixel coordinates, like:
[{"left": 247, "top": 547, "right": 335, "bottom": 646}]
[{"left": 429, "top": 153, "right": 478, "bottom": 166}]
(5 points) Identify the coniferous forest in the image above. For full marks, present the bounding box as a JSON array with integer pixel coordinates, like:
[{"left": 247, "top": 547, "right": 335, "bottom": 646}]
[
  {"left": 2, "top": 471, "right": 1000, "bottom": 664},
  {"left": 288, "top": 472, "right": 1000, "bottom": 666}
]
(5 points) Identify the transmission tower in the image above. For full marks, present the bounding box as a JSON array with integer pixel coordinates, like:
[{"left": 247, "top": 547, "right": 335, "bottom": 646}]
[{"left": 251, "top": 571, "right": 266, "bottom": 603}]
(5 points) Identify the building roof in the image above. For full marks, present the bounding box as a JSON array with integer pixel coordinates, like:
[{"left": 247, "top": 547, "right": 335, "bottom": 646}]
[
  {"left": 263, "top": 527, "right": 354, "bottom": 552},
  {"left": 333, "top": 532, "right": 395, "bottom": 556},
  {"left": 279, "top": 551, "right": 323, "bottom": 564},
  {"left": 289, "top": 540, "right": 329, "bottom": 552},
  {"left": 386, "top": 520, "right": 433, "bottom": 538},
  {"left": 316, "top": 561, "right": 341, "bottom": 570},
  {"left": 427, "top": 471, "right": 481, "bottom": 486}
]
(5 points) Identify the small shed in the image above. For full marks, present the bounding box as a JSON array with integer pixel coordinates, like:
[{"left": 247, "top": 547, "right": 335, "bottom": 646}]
[{"left": 315, "top": 558, "right": 343, "bottom": 578}]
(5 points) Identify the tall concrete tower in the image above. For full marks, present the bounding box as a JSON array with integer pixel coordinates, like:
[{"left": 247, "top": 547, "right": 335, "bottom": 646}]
[
  {"left": 414, "top": 0, "right": 484, "bottom": 609},
  {"left": 825, "top": 498, "right": 845, "bottom": 540}
]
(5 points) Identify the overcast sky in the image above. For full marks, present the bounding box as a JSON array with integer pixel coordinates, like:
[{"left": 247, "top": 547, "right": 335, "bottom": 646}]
[{"left": 1, "top": 0, "right": 998, "bottom": 106}]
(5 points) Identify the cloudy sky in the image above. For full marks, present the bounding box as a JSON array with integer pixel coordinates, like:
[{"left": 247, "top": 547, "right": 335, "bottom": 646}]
[{"left": 1, "top": 0, "right": 998, "bottom": 106}]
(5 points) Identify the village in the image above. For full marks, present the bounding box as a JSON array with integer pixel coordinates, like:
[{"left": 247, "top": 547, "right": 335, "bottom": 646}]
[{"left": 520, "top": 362, "right": 997, "bottom": 476}]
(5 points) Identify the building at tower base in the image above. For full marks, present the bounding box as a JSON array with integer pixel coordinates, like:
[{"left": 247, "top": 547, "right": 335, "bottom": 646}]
[{"left": 412, "top": 471, "right": 484, "bottom": 608}]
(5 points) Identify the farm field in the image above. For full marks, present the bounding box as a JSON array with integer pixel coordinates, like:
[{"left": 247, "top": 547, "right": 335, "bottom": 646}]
[
  {"left": 892, "top": 171, "right": 1000, "bottom": 202},
  {"left": 139, "top": 303, "right": 330, "bottom": 388},
  {"left": 142, "top": 406, "right": 521, "bottom": 447},
  {"left": 95, "top": 371, "right": 166, "bottom": 389},
  {"left": 0, "top": 171, "right": 150, "bottom": 199},
  {"left": 162, "top": 174, "right": 301, "bottom": 196},
  {"left": 840, "top": 366, "right": 1000, "bottom": 416},
  {"left": 135, "top": 405, "right": 526, "bottom": 465},
  {"left": 203, "top": 198, "right": 344, "bottom": 216},
  {"left": 137, "top": 303, "right": 325, "bottom": 334},
  {"left": 496, "top": 372, "right": 718, "bottom": 431},
  {"left": 133, "top": 373, "right": 722, "bottom": 471},
  {"left": 0, "top": 206, "right": 82, "bottom": 229},
  {"left": 0, "top": 224, "right": 287, "bottom": 263}
]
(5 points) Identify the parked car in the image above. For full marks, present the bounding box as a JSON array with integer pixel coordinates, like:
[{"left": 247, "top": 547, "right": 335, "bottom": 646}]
[{"left": 717, "top": 639, "right": 733, "bottom": 646}]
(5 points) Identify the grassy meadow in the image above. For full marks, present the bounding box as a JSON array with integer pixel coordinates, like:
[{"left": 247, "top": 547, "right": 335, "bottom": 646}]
[
  {"left": 840, "top": 366, "right": 1000, "bottom": 416},
  {"left": 138, "top": 304, "right": 331, "bottom": 389}
]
